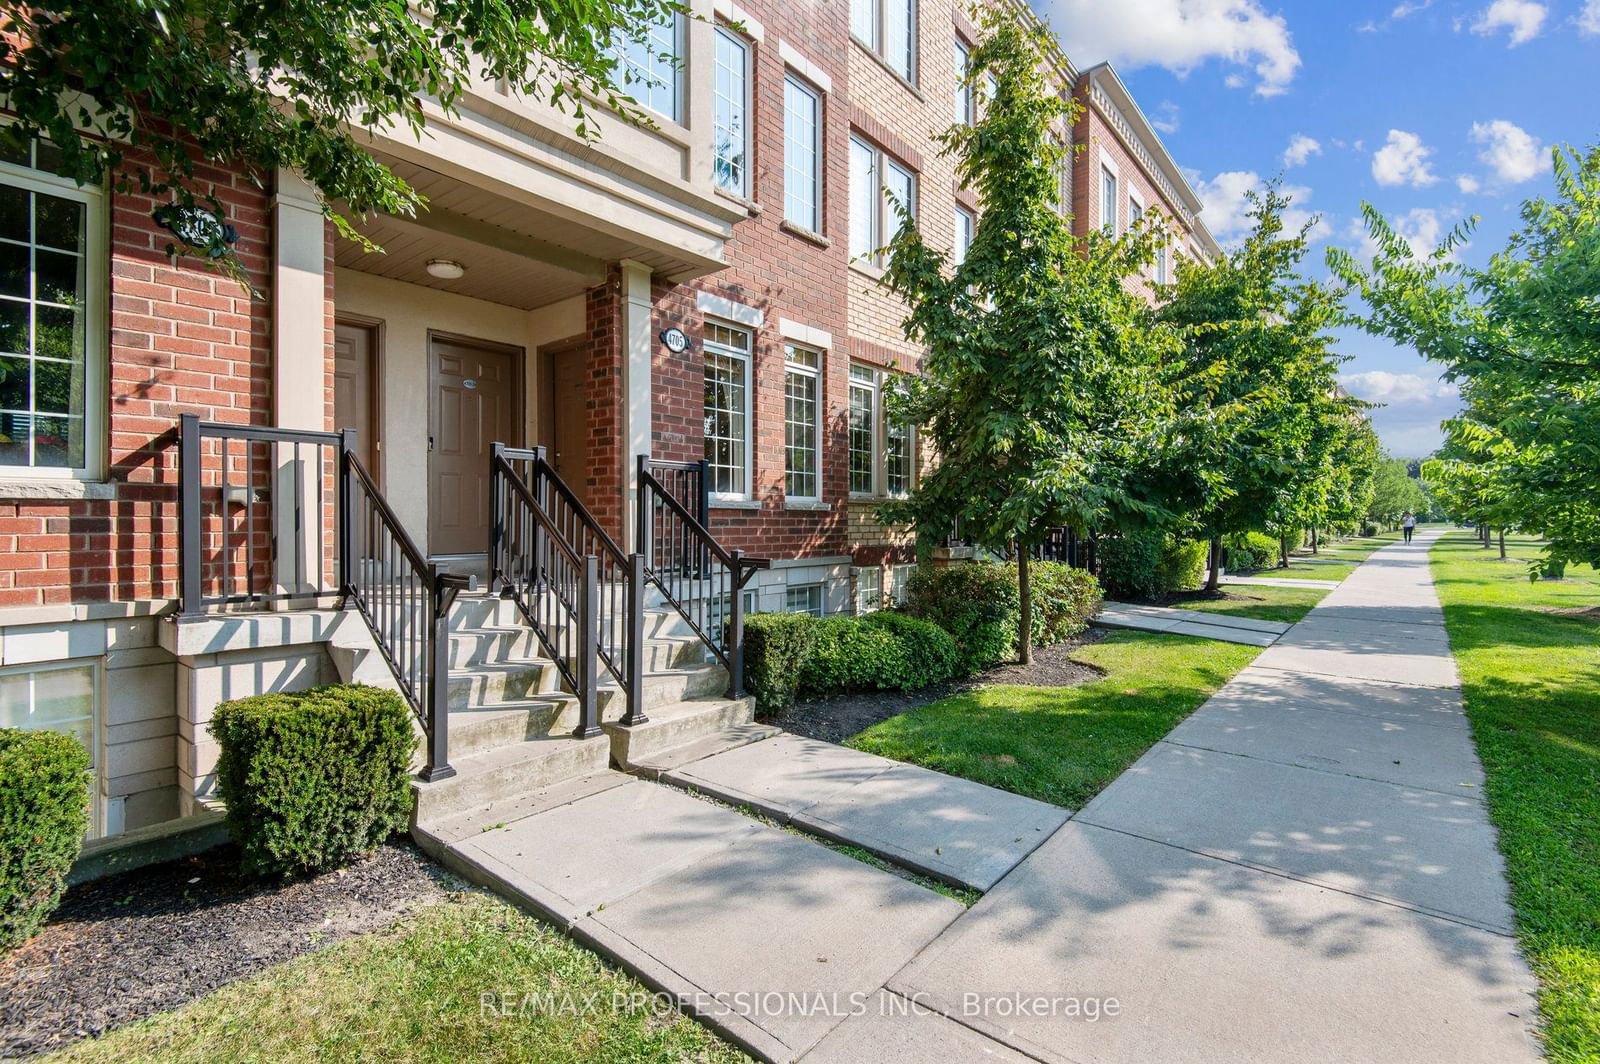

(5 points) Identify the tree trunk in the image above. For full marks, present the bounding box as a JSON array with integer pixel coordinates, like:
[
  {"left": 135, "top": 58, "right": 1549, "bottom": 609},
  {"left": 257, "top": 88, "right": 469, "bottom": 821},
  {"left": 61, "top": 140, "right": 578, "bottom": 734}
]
[
  {"left": 1206, "top": 536, "right": 1222, "bottom": 592},
  {"left": 1498, "top": 528, "right": 1507, "bottom": 560},
  {"left": 1016, "top": 544, "right": 1033, "bottom": 666},
  {"left": 1311, "top": 527, "right": 1319, "bottom": 554},
  {"left": 1279, "top": 536, "right": 1290, "bottom": 570}
]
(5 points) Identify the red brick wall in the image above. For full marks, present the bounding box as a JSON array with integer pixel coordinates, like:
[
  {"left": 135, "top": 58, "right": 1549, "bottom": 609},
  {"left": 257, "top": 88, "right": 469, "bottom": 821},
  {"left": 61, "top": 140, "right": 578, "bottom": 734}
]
[
  {"left": 0, "top": 160, "right": 334, "bottom": 608},
  {"left": 649, "top": 0, "right": 852, "bottom": 562},
  {"left": 580, "top": 267, "right": 625, "bottom": 540}
]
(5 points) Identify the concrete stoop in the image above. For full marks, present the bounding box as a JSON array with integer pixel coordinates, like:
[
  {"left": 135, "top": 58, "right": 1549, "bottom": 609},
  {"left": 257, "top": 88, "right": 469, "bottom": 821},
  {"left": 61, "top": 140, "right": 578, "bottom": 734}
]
[{"left": 412, "top": 591, "right": 774, "bottom": 833}]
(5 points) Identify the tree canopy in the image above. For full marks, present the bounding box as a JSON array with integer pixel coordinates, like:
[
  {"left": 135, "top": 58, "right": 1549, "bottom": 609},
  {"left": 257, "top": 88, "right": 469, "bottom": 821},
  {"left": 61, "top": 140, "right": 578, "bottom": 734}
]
[
  {"left": 1152, "top": 184, "right": 1358, "bottom": 584},
  {"left": 875, "top": 13, "right": 1174, "bottom": 655},
  {"left": 1331, "top": 146, "right": 1600, "bottom": 572},
  {"left": 0, "top": 0, "right": 683, "bottom": 263}
]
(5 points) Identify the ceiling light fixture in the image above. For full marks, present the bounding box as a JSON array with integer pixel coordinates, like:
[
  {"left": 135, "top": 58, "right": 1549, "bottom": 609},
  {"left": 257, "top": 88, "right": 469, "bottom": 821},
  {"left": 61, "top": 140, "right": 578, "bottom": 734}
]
[{"left": 425, "top": 258, "right": 465, "bottom": 280}]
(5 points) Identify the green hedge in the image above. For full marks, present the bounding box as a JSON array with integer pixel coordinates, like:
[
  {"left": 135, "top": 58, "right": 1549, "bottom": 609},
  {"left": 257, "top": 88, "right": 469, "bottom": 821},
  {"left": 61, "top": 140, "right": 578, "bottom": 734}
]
[
  {"left": 1224, "top": 531, "right": 1278, "bottom": 572},
  {"left": 211, "top": 684, "right": 415, "bottom": 879},
  {"left": 1158, "top": 539, "right": 1210, "bottom": 592},
  {"left": 1029, "top": 562, "right": 1105, "bottom": 643},
  {"left": 1097, "top": 531, "right": 1164, "bottom": 600},
  {"left": 0, "top": 729, "right": 89, "bottom": 952},
  {"left": 906, "top": 563, "right": 1020, "bottom": 673},
  {"left": 743, "top": 612, "right": 818, "bottom": 715},
  {"left": 864, "top": 611, "right": 961, "bottom": 681}
]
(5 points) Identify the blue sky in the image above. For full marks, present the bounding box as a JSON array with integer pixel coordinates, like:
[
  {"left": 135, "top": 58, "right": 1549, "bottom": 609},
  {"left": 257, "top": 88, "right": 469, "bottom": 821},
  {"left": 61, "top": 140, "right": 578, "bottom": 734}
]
[{"left": 1028, "top": 0, "right": 1597, "bottom": 457}]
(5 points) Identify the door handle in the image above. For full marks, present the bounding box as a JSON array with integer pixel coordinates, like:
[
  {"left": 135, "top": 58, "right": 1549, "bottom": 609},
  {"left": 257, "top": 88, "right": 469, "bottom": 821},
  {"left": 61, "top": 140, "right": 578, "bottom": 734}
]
[{"left": 428, "top": 435, "right": 434, "bottom": 453}]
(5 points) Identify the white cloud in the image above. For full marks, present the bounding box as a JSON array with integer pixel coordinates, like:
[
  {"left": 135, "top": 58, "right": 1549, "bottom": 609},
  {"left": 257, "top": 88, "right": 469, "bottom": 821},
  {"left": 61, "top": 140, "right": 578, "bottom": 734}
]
[
  {"left": 1392, "top": 0, "right": 1433, "bottom": 17},
  {"left": 1151, "top": 100, "right": 1182, "bottom": 134},
  {"left": 1371, "top": 130, "right": 1438, "bottom": 188},
  {"left": 1283, "top": 134, "right": 1322, "bottom": 168},
  {"left": 1456, "top": 174, "right": 1482, "bottom": 194},
  {"left": 1341, "top": 371, "right": 1459, "bottom": 405},
  {"left": 1195, "top": 170, "right": 1331, "bottom": 245},
  {"left": 1035, "top": 0, "right": 1301, "bottom": 97},
  {"left": 1581, "top": 0, "right": 1600, "bottom": 34},
  {"left": 1471, "top": 0, "right": 1547, "bottom": 45},
  {"left": 1470, "top": 119, "right": 1550, "bottom": 184},
  {"left": 1351, "top": 207, "right": 1457, "bottom": 263}
]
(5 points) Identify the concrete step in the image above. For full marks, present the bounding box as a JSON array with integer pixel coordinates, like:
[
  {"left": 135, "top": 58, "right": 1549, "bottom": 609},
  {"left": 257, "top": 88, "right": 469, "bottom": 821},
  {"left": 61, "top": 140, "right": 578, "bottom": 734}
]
[
  {"left": 596, "top": 661, "right": 730, "bottom": 716},
  {"left": 448, "top": 659, "right": 564, "bottom": 710},
  {"left": 603, "top": 695, "right": 758, "bottom": 769},
  {"left": 446, "top": 693, "right": 586, "bottom": 758},
  {"left": 412, "top": 733, "right": 612, "bottom": 824},
  {"left": 447, "top": 625, "right": 542, "bottom": 668},
  {"left": 627, "top": 722, "right": 785, "bottom": 780}
]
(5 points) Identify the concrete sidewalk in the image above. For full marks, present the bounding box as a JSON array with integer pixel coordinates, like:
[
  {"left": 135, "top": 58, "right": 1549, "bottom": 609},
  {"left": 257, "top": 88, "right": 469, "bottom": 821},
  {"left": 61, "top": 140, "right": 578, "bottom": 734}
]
[
  {"left": 886, "top": 528, "right": 1543, "bottom": 1063},
  {"left": 1094, "top": 601, "right": 1290, "bottom": 646}
]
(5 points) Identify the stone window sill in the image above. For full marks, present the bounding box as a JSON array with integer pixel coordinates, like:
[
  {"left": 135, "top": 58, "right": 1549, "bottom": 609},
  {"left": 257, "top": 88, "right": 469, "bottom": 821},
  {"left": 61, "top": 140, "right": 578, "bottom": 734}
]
[
  {"left": 779, "top": 220, "right": 831, "bottom": 248},
  {"left": 710, "top": 497, "right": 762, "bottom": 511},
  {"left": 784, "top": 499, "right": 832, "bottom": 512},
  {"left": 714, "top": 187, "right": 764, "bottom": 216},
  {"left": 0, "top": 478, "right": 116, "bottom": 501}
]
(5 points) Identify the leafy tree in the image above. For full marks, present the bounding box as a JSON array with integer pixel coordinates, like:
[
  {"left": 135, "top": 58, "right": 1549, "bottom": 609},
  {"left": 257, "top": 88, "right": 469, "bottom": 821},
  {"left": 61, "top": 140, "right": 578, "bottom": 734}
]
[
  {"left": 0, "top": 0, "right": 684, "bottom": 274},
  {"left": 876, "top": 13, "right": 1174, "bottom": 662},
  {"left": 1366, "top": 454, "right": 1428, "bottom": 529},
  {"left": 1332, "top": 146, "right": 1600, "bottom": 575},
  {"left": 1152, "top": 184, "right": 1354, "bottom": 588}
]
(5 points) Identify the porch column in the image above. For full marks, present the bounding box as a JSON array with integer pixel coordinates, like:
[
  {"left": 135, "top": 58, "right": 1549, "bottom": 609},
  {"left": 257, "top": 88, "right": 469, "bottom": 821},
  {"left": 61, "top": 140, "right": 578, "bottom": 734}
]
[
  {"left": 271, "top": 169, "right": 329, "bottom": 599},
  {"left": 620, "top": 259, "right": 654, "bottom": 553}
]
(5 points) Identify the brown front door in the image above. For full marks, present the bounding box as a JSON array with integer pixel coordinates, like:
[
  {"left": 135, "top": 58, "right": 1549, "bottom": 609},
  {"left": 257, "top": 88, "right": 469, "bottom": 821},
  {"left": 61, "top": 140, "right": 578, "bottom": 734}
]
[
  {"left": 549, "top": 345, "right": 588, "bottom": 509},
  {"left": 333, "top": 320, "right": 378, "bottom": 474},
  {"left": 429, "top": 334, "right": 520, "bottom": 556}
]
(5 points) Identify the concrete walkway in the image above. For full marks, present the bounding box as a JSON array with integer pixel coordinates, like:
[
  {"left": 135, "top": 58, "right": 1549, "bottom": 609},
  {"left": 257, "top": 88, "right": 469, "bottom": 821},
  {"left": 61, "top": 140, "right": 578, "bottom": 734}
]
[
  {"left": 886, "top": 528, "right": 1543, "bottom": 1062},
  {"left": 1095, "top": 601, "right": 1290, "bottom": 646},
  {"left": 1219, "top": 573, "right": 1342, "bottom": 589}
]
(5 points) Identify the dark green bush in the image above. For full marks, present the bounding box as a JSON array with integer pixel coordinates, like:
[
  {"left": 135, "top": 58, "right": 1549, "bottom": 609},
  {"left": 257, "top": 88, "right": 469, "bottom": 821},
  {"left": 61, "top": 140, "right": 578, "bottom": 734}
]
[
  {"left": 1360, "top": 522, "right": 1380, "bottom": 538},
  {"left": 0, "top": 729, "right": 89, "bottom": 952},
  {"left": 861, "top": 611, "right": 960, "bottom": 685},
  {"left": 906, "top": 563, "right": 1020, "bottom": 673},
  {"left": 1224, "top": 531, "right": 1278, "bottom": 573},
  {"left": 211, "top": 684, "right": 415, "bottom": 879},
  {"left": 743, "top": 612, "right": 818, "bottom": 715},
  {"left": 1159, "top": 538, "right": 1210, "bottom": 591},
  {"left": 1029, "top": 562, "right": 1105, "bottom": 644},
  {"left": 1096, "top": 531, "right": 1164, "bottom": 600},
  {"left": 799, "top": 617, "right": 906, "bottom": 697}
]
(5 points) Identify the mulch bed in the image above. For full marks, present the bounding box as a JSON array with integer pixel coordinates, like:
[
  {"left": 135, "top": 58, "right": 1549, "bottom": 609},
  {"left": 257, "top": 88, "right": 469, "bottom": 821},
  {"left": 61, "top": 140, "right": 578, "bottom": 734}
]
[
  {"left": 0, "top": 837, "right": 452, "bottom": 1060},
  {"left": 772, "top": 629, "right": 1106, "bottom": 745}
]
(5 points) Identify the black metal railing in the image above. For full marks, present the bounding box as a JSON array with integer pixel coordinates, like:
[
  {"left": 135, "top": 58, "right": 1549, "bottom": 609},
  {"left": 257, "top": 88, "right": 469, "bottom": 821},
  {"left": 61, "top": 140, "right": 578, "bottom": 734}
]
[
  {"left": 178, "top": 414, "right": 465, "bottom": 781},
  {"left": 489, "top": 445, "right": 642, "bottom": 729},
  {"left": 343, "top": 451, "right": 468, "bottom": 781},
  {"left": 642, "top": 457, "right": 709, "bottom": 529},
  {"left": 636, "top": 454, "right": 769, "bottom": 696},
  {"left": 178, "top": 413, "right": 345, "bottom": 612}
]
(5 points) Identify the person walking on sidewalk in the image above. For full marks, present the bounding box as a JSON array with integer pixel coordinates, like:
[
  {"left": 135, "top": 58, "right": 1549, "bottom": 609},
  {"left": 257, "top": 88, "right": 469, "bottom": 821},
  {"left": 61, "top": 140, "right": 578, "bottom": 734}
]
[{"left": 1403, "top": 512, "right": 1416, "bottom": 543}]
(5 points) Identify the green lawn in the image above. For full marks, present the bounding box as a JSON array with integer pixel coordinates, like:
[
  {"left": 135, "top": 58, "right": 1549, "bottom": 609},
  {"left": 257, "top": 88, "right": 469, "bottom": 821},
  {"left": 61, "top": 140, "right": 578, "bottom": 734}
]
[
  {"left": 1430, "top": 532, "right": 1600, "bottom": 1063},
  {"left": 1170, "top": 583, "right": 1334, "bottom": 625},
  {"left": 848, "top": 631, "right": 1260, "bottom": 809},
  {"left": 48, "top": 892, "right": 750, "bottom": 1064}
]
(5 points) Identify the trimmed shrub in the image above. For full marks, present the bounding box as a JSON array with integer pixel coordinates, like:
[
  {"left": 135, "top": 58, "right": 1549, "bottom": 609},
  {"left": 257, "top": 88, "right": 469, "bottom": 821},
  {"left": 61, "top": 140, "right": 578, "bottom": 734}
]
[
  {"left": 1223, "top": 531, "right": 1278, "bottom": 573},
  {"left": 0, "top": 729, "right": 89, "bottom": 952},
  {"left": 1360, "top": 522, "right": 1380, "bottom": 538},
  {"left": 861, "top": 611, "right": 960, "bottom": 686},
  {"left": 800, "top": 617, "right": 906, "bottom": 697},
  {"left": 1159, "top": 539, "right": 1210, "bottom": 592},
  {"left": 211, "top": 684, "right": 415, "bottom": 879},
  {"left": 1028, "top": 562, "right": 1104, "bottom": 645},
  {"left": 906, "top": 563, "right": 1020, "bottom": 673},
  {"left": 1096, "top": 530, "right": 1164, "bottom": 600},
  {"left": 743, "top": 612, "right": 818, "bottom": 715}
]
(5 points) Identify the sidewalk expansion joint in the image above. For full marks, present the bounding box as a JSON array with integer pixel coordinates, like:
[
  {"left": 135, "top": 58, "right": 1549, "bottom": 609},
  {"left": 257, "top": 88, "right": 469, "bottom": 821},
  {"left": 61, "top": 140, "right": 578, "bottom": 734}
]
[{"left": 1154, "top": 738, "right": 1488, "bottom": 803}]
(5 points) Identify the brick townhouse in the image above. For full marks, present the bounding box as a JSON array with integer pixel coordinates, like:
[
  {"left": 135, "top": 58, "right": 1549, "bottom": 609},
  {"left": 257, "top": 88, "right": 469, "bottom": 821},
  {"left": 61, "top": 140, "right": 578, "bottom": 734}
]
[{"left": 0, "top": 0, "right": 1218, "bottom": 857}]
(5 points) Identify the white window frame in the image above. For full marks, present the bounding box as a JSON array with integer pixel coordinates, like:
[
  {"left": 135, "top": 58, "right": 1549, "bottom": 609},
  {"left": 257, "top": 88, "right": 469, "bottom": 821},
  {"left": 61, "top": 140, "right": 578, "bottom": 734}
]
[
  {"left": 611, "top": 13, "right": 684, "bottom": 123},
  {"left": 891, "top": 563, "right": 915, "bottom": 606},
  {"left": 0, "top": 142, "right": 107, "bottom": 482},
  {"left": 783, "top": 343, "right": 822, "bottom": 501},
  {"left": 1100, "top": 163, "right": 1119, "bottom": 235},
  {"left": 853, "top": 0, "right": 917, "bottom": 82},
  {"left": 1128, "top": 189, "right": 1145, "bottom": 230},
  {"left": 953, "top": 38, "right": 973, "bottom": 125},
  {"left": 0, "top": 659, "right": 101, "bottom": 836},
  {"left": 953, "top": 205, "right": 975, "bottom": 267},
  {"left": 785, "top": 583, "right": 825, "bottom": 617},
  {"left": 849, "top": 136, "right": 916, "bottom": 269},
  {"left": 712, "top": 25, "right": 751, "bottom": 197},
  {"left": 854, "top": 566, "right": 884, "bottom": 614},
  {"left": 848, "top": 363, "right": 913, "bottom": 499},
  {"left": 783, "top": 74, "right": 822, "bottom": 232},
  {"left": 848, "top": 363, "right": 879, "bottom": 497},
  {"left": 703, "top": 320, "right": 753, "bottom": 500}
]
